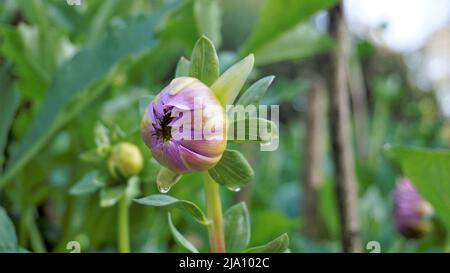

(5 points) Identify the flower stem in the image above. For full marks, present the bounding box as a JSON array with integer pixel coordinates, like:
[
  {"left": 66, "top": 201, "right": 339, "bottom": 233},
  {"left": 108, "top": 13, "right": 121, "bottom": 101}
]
[
  {"left": 204, "top": 172, "right": 226, "bottom": 253},
  {"left": 27, "top": 209, "right": 46, "bottom": 253},
  {"left": 118, "top": 194, "right": 130, "bottom": 253}
]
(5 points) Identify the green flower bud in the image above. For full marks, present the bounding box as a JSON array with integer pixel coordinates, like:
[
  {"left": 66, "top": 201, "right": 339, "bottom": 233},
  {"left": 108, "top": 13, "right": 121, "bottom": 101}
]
[{"left": 108, "top": 142, "right": 143, "bottom": 180}]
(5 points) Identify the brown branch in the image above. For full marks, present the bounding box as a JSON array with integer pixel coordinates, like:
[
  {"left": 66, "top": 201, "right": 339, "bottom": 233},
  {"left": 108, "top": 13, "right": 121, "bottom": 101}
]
[
  {"left": 347, "top": 41, "right": 369, "bottom": 161},
  {"left": 302, "top": 77, "right": 327, "bottom": 239},
  {"left": 328, "top": 2, "right": 361, "bottom": 253}
]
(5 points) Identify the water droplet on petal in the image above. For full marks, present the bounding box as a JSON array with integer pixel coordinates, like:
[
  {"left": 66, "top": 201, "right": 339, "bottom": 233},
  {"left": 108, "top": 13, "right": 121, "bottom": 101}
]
[
  {"left": 227, "top": 186, "right": 241, "bottom": 192},
  {"left": 157, "top": 183, "right": 171, "bottom": 193},
  {"left": 156, "top": 168, "right": 181, "bottom": 194}
]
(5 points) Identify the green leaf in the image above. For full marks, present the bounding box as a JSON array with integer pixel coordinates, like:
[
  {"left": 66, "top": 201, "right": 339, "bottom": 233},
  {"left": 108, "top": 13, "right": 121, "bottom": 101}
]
[
  {"left": 224, "top": 202, "right": 250, "bottom": 252},
  {"left": 0, "top": 23, "right": 75, "bottom": 100},
  {"left": 253, "top": 23, "right": 333, "bottom": 66},
  {"left": 208, "top": 149, "right": 254, "bottom": 191},
  {"left": 236, "top": 76, "right": 274, "bottom": 106},
  {"left": 245, "top": 233, "right": 289, "bottom": 253},
  {"left": 240, "top": 0, "right": 336, "bottom": 57},
  {"left": 211, "top": 54, "right": 254, "bottom": 106},
  {"left": 125, "top": 176, "right": 140, "bottom": 203},
  {"left": 263, "top": 79, "right": 310, "bottom": 105},
  {"left": 0, "top": 206, "right": 18, "bottom": 252},
  {"left": 134, "top": 194, "right": 207, "bottom": 224},
  {"left": 189, "top": 36, "right": 219, "bottom": 86},
  {"left": 79, "top": 149, "right": 103, "bottom": 164},
  {"left": 229, "top": 117, "right": 278, "bottom": 145},
  {"left": 95, "top": 122, "right": 111, "bottom": 153},
  {"left": 194, "top": 0, "right": 221, "bottom": 47},
  {"left": 139, "top": 95, "right": 155, "bottom": 117},
  {"left": 168, "top": 213, "right": 199, "bottom": 253},
  {"left": 110, "top": 124, "right": 127, "bottom": 141},
  {"left": 0, "top": 80, "right": 20, "bottom": 172},
  {"left": 175, "top": 56, "right": 191, "bottom": 77},
  {"left": 69, "top": 171, "right": 105, "bottom": 196},
  {"left": 387, "top": 145, "right": 450, "bottom": 229},
  {"left": 100, "top": 186, "right": 125, "bottom": 208},
  {"left": 319, "top": 180, "right": 339, "bottom": 240},
  {"left": 0, "top": 12, "right": 166, "bottom": 188},
  {"left": 158, "top": 0, "right": 198, "bottom": 50},
  {"left": 16, "top": 0, "right": 52, "bottom": 30},
  {"left": 81, "top": 0, "right": 126, "bottom": 44}
]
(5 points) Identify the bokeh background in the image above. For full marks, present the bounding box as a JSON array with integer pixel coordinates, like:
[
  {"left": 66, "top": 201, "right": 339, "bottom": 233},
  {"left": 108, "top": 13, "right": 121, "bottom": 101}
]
[{"left": 0, "top": 0, "right": 449, "bottom": 253}]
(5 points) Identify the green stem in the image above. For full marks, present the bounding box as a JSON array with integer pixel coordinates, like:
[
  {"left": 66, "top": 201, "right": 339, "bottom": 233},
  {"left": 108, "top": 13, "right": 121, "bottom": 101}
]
[
  {"left": 19, "top": 211, "right": 29, "bottom": 247},
  {"left": 118, "top": 194, "right": 130, "bottom": 253},
  {"left": 26, "top": 209, "right": 46, "bottom": 253},
  {"left": 204, "top": 173, "right": 226, "bottom": 253}
]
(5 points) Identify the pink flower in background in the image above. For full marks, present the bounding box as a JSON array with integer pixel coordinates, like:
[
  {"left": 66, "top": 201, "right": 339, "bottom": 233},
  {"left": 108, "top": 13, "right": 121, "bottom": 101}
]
[{"left": 393, "top": 177, "right": 433, "bottom": 239}]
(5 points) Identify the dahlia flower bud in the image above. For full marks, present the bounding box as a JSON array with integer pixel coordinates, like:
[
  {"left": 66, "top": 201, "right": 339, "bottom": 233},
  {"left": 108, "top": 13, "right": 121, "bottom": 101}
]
[
  {"left": 141, "top": 77, "right": 227, "bottom": 173},
  {"left": 108, "top": 142, "right": 144, "bottom": 180},
  {"left": 393, "top": 178, "right": 433, "bottom": 239}
]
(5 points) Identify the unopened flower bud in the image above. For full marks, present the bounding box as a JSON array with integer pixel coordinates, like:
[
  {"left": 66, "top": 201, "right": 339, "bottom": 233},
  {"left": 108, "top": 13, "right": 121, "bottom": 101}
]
[
  {"left": 393, "top": 178, "right": 433, "bottom": 239},
  {"left": 141, "top": 77, "right": 226, "bottom": 173},
  {"left": 108, "top": 142, "right": 143, "bottom": 180}
]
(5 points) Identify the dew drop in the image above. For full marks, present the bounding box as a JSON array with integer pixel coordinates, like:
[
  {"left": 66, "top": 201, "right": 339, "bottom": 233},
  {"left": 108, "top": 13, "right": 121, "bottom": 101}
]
[
  {"left": 156, "top": 168, "right": 181, "bottom": 194},
  {"left": 227, "top": 186, "right": 241, "bottom": 192},
  {"left": 157, "top": 182, "right": 171, "bottom": 193}
]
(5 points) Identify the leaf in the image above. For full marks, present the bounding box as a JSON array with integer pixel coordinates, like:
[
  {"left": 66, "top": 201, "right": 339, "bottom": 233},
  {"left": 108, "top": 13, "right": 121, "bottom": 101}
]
[
  {"left": 139, "top": 95, "right": 155, "bottom": 117},
  {"left": 29, "top": 186, "right": 54, "bottom": 206},
  {"left": 69, "top": 171, "right": 105, "bottom": 196},
  {"left": 224, "top": 202, "right": 250, "bottom": 252},
  {"left": 240, "top": 0, "right": 336, "bottom": 57},
  {"left": 134, "top": 194, "right": 207, "bottom": 224},
  {"left": 100, "top": 186, "right": 125, "bottom": 208},
  {"left": 168, "top": 213, "right": 199, "bottom": 253},
  {"left": 189, "top": 36, "right": 219, "bottom": 86},
  {"left": 175, "top": 56, "right": 191, "bottom": 77},
  {"left": 0, "top": 206, "right": 18, "bottom": 252},
  {"left": 319, "top": 180, "right": 339, "bottom": 240},
  {"left": 0, "top": 11, "right": 167, "bottom": 188},
  {"left": 253, "top": 23, "right": 333, "bottom": 66},
  {"left": 16, "top": 0, "right": 53, "bottom": 30},
  {"left": 158, "top": 0, "right": 199, "bottom": 50},
  {"left": 95, "top": 122, "right": 111, "bottom": 153},
  {"left": 211, "top": 54, "right": 254, "bottom": 106},
  {"left": 263, "top": 79, "right": 310, "bottom": 105},
  {"left": 251, "top": 210, "right": 299, "bottom": 245},
  {"left": 0, "top": 76, "right": 20, "bottom": 172},
  {"left": 245, "top": 233, "right": 289, "bottom": 253},
  {"left": 228, "top": 117, "right": 278, "bottom": 145},
  {"left": 110, "top": 124, "right": 127, "bottom": 141},
  {"left": 125, "top": 176, "right": 140, "bottom": 202},
  {"left": 387, "top": 145, "right": 450, "bottom": 229},
  {"left": 194, "top": 0, "right": 221, "bottom": 47},
  {"left": 79, "top": 149, "right": 103, "bottom": 164},
  {"left": 236, "top": 76, "right": 275, "bottom": 106},
  {"left": 208, "top": 149, "right": 254, "bottom": 190},
  {"left": 82, "top": 0, "right": 126, "bottom": 44},
  {"left": 0, "top": 23, "right": 76, "bottom": 100}
]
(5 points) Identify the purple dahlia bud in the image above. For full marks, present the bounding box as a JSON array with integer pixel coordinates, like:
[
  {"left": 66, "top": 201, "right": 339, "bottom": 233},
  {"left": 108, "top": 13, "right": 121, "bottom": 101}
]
[
  {"left": 141, "top": 77, "right": 227, "bottom": 173},
  {"left": 393, "top": 178, "right": 433, "bottom": 239}
]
